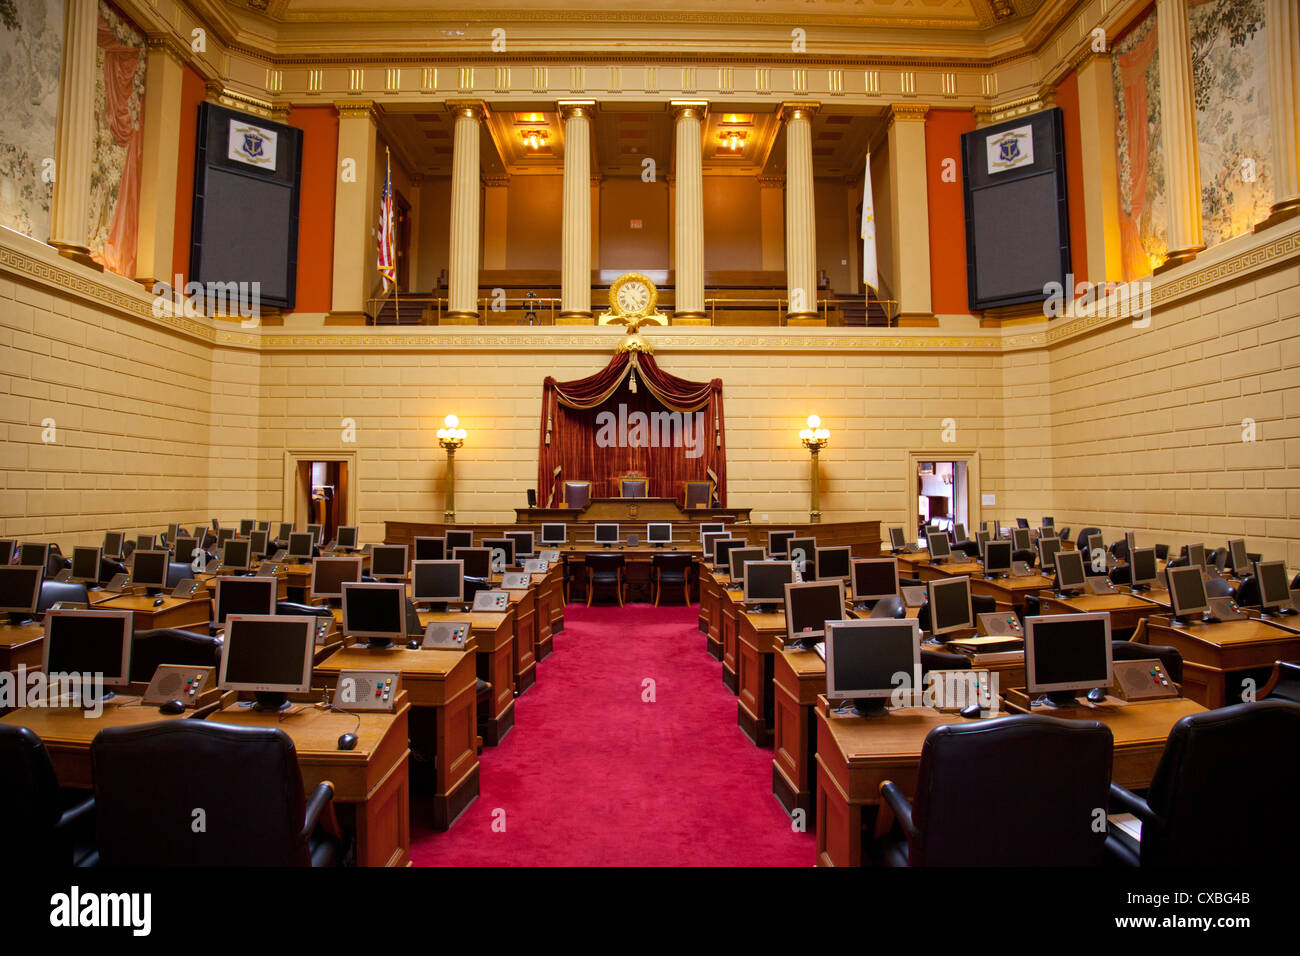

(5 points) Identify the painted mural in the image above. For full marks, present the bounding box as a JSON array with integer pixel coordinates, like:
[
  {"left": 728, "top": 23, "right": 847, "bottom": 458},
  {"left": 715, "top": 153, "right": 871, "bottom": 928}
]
[
  {"left": 88, "top": 0, "right": 145, "bottom": 277},
  {"left": 1189, "top": 0, "right": 1272, "bottom": 250},
  {"left": 0, "top": 0, "right": 63, "bottom": 242},
  {"left": 1112, "top": 8, "right": 1167, "bottom": 281}
]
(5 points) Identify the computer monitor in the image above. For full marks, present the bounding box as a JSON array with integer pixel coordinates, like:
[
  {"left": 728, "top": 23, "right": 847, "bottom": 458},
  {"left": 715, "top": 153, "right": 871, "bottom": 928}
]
[
  {"left": 784, "top": 580, "right": 846, "bottom": 645},
  {"left": 742, "top": 561, "right": 795, "bottom": 608},
  {"left": 370, "top": 544, "right": 409, "bottom": 580},
  {"left": 483, "top": 538, "right": 516, "bottom": 571},
  {"left": 1042, "top": 516, "right": 1055, "bottom": 529},
  {"left": 850, "top": 558, "right": 899, "bottom": 604},
  {"left": 815, "top": 546, "right": 852, "bottom": 582},
  {"left": 221, "top": 538, "right": 251, "bottom": 572},
  {"left": 129, "top": 550, "right": 169, "bottom": 593},
  {"left": 70, "top": 546, "right": 101, "bottom": 585},
  {"left": 238, "top": 519, "right": 255, "bottom": 536},
  {"left": 18, "top": 542, "right": 49, "bottom": 568},
  {"left": 135, "top": 534, "right": 157, "bottom": 553},
  {"left": 310, "top": 556, "right": 363, "bottom": 600},
  {"left": 1037, "top": 536, "right": 1063, "bottom": 574},
  {"left": 1165, "top": 565, "right": 1209, "bottom": 624},
  {"left": 1228, "top": 538, "right": 1249, "bottom": 576},
  {"left": 0, "top": 565, "right": 43, "bottom": 622},
  {"left": 454, "top": 547, "right": 492, "bottom": 579},
  {"left": 594, "top": 523, "right": 619, "bottom": 545},
  {"left": 286, "top": 532, "right": 315, "bottom": 562},
  {"left": 214, "top": 575, "right": 277, "bottom": 625},
  {"left": 699, "top": 523, "right": 725, "bottom": 541},
  {"left": 1085, "top": 533, "right": 1103, "bottom": 556},
  {"left": 1012, "top": 527, "right": 1032, "bottom": 552},
  {"left": 701, "top": 531, "right": 729, "bottom": 562},
  {"left": 727, "top": 547, "right": 766, "bottom": 586},
  {"left": 173, "top": 536, "right": 199, "bottom": 566},
  {"left": 412, "top": 560, "right": 465, "bottom": 607},
  {"left": 887, "top": 527, "right": 907, "bottom": 552},
  {"left": 768, "top": 530, "right": 796, "bottom": 558},
  {"left": 413, "top": 536, "right": 446, "bottom": 561},
  {"left": 824, "top": 619, "right": 921, "bottom": 717},
  {"left": 445, "top": 529, "right": 474, "bottom": 553},
  {"left": 1187, "top": 542, "right": 1206, "bottom": 570},
  {"left": 1129, "top": 547, "right": 1159, "bottom": 590},
  {"left": 307, "top": 524, "right": 324, "bottom": 546},
  {"left": 788, "top": 537, "right": 817, "bottom": 578},
  {"left": 43, "top": 609, "right": 134, "bottom": 699},
  {"left": 647, "top": 523, "right": 672, "bottom": 545},
  {"left": 0, "top": 540, "right": 12, "bottom": 565},
  {"left": 506, "top": 531, "right": 535, "bottom": 558},
  {"left": 336, "top": 525, "right": 359, "bottom": 550},
  {"left": 341, "top": 581, "right": 407, "bottom": 647},
  {"left": 713, "top": 538, "right": 746, "bottom": 571},
  {"left": 102, "top": 531, "right": 125, "bottom": 560},
  {"left": 248, "top": 529, "right": 269, "bottom": 558},
  {"left": 166, "top": 523, "right": 181, "bottom": 544},
  {"left": 540, "top": 523, "right": 567, "bottom": 545},
  {"left": 1254, "top": 560, "right": 1293, "bottom": 615},
  {"left": 927, "top": 576, "right": 974, "bottom": 639},
  {"left": 216, "top": 528, "right": 235, "bottom": 548},
  {"left": 219, "top": 614, "right": 316, "bottom": 711},
  {"left": 1025, "top": 612, "right": 1112, "bottom": 707},
  {"left": 983, "top": 540, "right": 1013, "bottom": 577},
  {"left": 974, "top": 529, "right": 991, "bottom": 561},
  {"left": 275, "top": 522, "right": 294, "bottom": 542},
  {"left": 1053, "top": 549, "right": 1087, "bottom": 594},
  {"left": 1125, "top": 531, "right": 1137, "bottom": 555},
  {"left": 992, "top": 519, "right": 1002, "bottom": 539},
  {"left": 925, "top": 530, "right": 952, "bottom": 562},
  {"left": 953, "top": 522, "right": 968, "bottom": 544}
]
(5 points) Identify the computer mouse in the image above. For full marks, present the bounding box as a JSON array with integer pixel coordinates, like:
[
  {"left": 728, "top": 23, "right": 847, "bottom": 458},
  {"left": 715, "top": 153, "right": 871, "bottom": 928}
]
[
  {"left": 159, "top": 699, "right": 186, "bottom": 715},
  {"left": 337, "top": 733, "right": 358, "bottom": 751},
  {"left": 1086, "top": 687, "right": 1107, "bottom": 704},
  {"left": 960, "top": 703, "right": 983, "bottom": 719},
  {"left": 153, "top": 597, "right": 165, "bottom": 607},
  {"left": 407, "top": 639, "right": 421, "bottom": 650}
]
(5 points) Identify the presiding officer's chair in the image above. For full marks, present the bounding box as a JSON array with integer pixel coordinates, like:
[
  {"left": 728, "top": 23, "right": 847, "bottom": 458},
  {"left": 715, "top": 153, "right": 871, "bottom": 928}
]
[
  {"left": 563, "top": 480, "right": 592, "bottom": 510},
  {"left": 91, "top": 720, "right": 341, "bottom": 866},
  {"left": 619, "top": 475, "right": 649, "bottom": 498},
  {"left": 684, "top": 481, "right": 712, "bottom": 510}
]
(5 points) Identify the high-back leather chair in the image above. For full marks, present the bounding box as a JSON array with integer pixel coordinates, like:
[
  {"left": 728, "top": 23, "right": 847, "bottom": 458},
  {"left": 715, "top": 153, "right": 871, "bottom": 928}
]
[
  {"left": 1263, "top": 661, "right": 1300, "bottom": 703},
  {"left": 1077, "top": 527, "right": 1102, "bottom": 562},
  {"left": 1112, "top": 640, "right": 1183, "bottom": 684},
  {"left": 619, "top": 476, "right": 648, "bottom": 498},
  {"left": 129, "top": 628, "right": 224, "bottom": 683},
  {"left": 920, "top": 647, "right": 970, "bottom": 675},
  {"left": 1236, "top": 574, "right": 1261, "bottom": 608},
  {"left": 99, "top": 556, "right": 127, "bottom": 584},
  {"left": 563, "top": 481, "right": 591, "bottom": 510},
  {"left": 651, "top": 553, "right": 692, "bottom": 606},
  {"left": 166, "top": 561, "right": 192, "bottom": 589},
  {"left": 91, "top": 720, "right": 340, "bottom": 866},
  {"left": 0, "top": 725, "right": 96, "bottom": 866},
  {"left": 585, "top": 553, "right": 625, "bottom": 607},
  {"left": 878, "top": 715, "right": 1113, "bottom": 866},
  {"left": 1204, "top": 577, "right": 1234, "bottom": 599},
  {"left": 37, "top": 580, "right": 89, "bottom": 613},
  {"left": 1107, "top": 700, "right": 1300, "bottom": 866},
  {"left": 869, "top": 595, "right": 907, "bottom": 619},
  {"left": 45, "top": 544, "right": 70, "bottom": 579},
  {"left": 684, "top": 481, "right": 712, "bottom": 510}
]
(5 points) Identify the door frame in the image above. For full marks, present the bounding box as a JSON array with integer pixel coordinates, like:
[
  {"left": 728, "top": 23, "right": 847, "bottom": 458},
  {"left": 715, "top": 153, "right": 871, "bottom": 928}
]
[
  {"left": 282, "top": 450, "right": 358, "bottom": 530},
  {"left": 904, "top": 449, "right": 981, "bottom": 538}
]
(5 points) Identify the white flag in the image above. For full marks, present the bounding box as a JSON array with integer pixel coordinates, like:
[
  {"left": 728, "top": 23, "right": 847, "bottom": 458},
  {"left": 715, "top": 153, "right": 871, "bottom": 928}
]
[{"left": 861, "top": 154, "right": 878, "bottom": 293}]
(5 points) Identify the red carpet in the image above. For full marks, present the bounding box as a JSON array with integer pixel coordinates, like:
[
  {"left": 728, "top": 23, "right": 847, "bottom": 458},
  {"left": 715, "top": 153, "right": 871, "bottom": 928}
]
[{"left": 411, "top": 602, "right": 815, "bottom": 866}]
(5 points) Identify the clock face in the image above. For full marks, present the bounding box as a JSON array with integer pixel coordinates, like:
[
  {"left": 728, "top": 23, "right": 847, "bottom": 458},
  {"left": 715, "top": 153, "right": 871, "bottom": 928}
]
[{"left": 616, "top": 280, "right": 651, "bottom": 315}]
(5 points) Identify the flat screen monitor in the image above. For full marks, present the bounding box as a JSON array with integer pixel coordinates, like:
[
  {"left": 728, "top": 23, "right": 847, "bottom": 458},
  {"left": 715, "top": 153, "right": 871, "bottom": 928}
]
[
  {"left": 992, "top": 520, "right": 1002, "bottom": 539},
  {"left": 173, "top": 536, "right": 200, "bottom": 566},
  {"left": 166, "top": 523, "right": 181, "bottom": 544},
  {"left": 1129, "top": 547, "right": 1158, "bottom": 589},
  {"left": 825, "top": 619, "right": 921, "bottom": 713},
  {"left": 788, "top": 537, "right": 817, "bottom": 578},
  {"left": 103, "top": 532, "right": 125, "bottom": 560},
  {"left": 647, "top": 523, "right": 672, "bottom": 544},
  {"left": 540, "top": 523, "right": 567, "bottom": 545},
  {"left": 784, "top": 580, "right": 846, "bottom": 644},
  {"left": 413, "top": 536, "right": 446, "bottom": 561},
  {"left": 1037, "top": 536, "right": 1062, "bottom": 572},
  {"left": 238, "top": 519, "right": 255, "bottom": 536},
  {"left": 445, "top": 529, "right": 474, "bottom": 553},
  {"left": 815, "top": 546, "right": 851, "bottom": 582},
  {"left": 0, "top": 565, "right": 43, "bottom": 615},
  {"left": 216, "top": 528, "right": 235, "bottom": 549},
  {"left": 219, "top": 615, "right": 315, "bottom": 706},
  {"left": 1054, "top": 549, "right": 1087, "bottom": 591},
  {"left": 256, "top": 521, "right": 271, "bottom": 533},
  {"left": 43, "top": 609, "right": 133, "bottom": 692},
  {"left": 221, "top": 538, "right": 251, "bottom": 571},
  {"left": 130, "top": 550, "right": 169, "bottom": 591},
  {"left": 1025, "top": 612, "right": 1112, "bottom": 705},
  {"left": 953, "top": 522, "right": 968, "bottom": 544},
  {"left": 887, "top": 527, "right": 907, "bottom": 551},
  {"left": 974, "top": 529, "right": 991, "bottom": 562},
  {"left": 214, "top": 575, "right": 277, "bottom": 624},
  {"left": 341, "top": 581, "right": 406, "bottom": 645},
  {"left": 594, "top": 523, "right": 619, "bottom": 545},
  {"left": 1255, "top": 560, "right": 1292, "bottom": 612},
  {"left": 506, "top": 531, "right": 535, "bottom": 558},
  {"left": 454, "top": 547, "right": 492, "bottom": 579},
  {"left": 310, "top": 556, "right": 363, "bottom": 600},
  {"left": 984, "top": 540, "right": 1013, "bottom": 576},
  {"left": 1228, "top": 538, "right": 1248, "bottom": 576},
  {"left": 1042, "top": 516, "right": 1055, "bottom": 529},
  {"left": 701, "top": 531, "right": 729, "bottom": 561},
  {"left": 925, "top": 530, "right": 951, "bottom": 561},
  {"left": 1166, "top": 565, "right": 1209, "bottom": 621},
  {"left": 135, "top": 534, "right": 157, "bottom": 553},
  {"left": 275, "top": 522, "right": 294, "bottom": 542},
  {"left": 1125, "top": 531, "right": 1137, "bottom": 554},
  {"left": 727, "top": 547, "right": 765, "bottom": 585},
  {"left": 307, "top": 524, "right": 324, "bottom": 546},
  {"left": 768, "top": 530, "right": 795, "bottom": 558},
  {"left": 370, "top": 544, "right": 409, "bottom": 579},
  {"left": 699, "top": 523, "right": 725, "bottom": 541},
  {"left": 412, "top": 560, "right": 465, "bottom": 604},
  {"left": 18, "top": 543, "right": 49, "bottom": 568},
  {"left": 1086, "top": 533, "right": 1103, "bottom": 555},
  {"left": 927, "top": 576, "right": 974, "bottom": 638},
  {"left": 1187, "top": 542, "right": 1206, "bottom": 570},
  {"left": 482, "top": 538, "right": 515, "bottom": 571},
  {"left": 248, "top": 529, "right": 269, "bottom": 558},
  {"left": 743, "top": 561, "right": 794, "bottom": 605},
  {"left": 713, "top": 538, "right": 746, "bottom": 571},
  {"left": 286, "top": 532, "right": 315, "bottom": 561},
  {"left": 850, "top": 558, "right": 899, "bottom": 603},
  {"left": 1012, "top": 527, "right": 1032, "bottom": 552},
  {"left": 70, "top": 546, "right": 102, "bottom": 584},
  {"left": 336, "top": 526, "right": 359, "bottom": 550}
]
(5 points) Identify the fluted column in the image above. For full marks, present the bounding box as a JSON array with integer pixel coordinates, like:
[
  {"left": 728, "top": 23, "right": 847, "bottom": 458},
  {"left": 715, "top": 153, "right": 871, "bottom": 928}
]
[
  {"left": 559, "top": 100, "right": 595, "bottom": 322},
  {"left": 672, "top": 101, "right": 707, "bottom": 322},
  {"left": 446, "top": 101, "right": 484, "bottom": 321},
  {"left": 1076, "top": 53, "right": 1123, "bottom": 281},
  {"left": 782, "top": 101, "right": 820, "bottom": 324},
  {"left": 329, "top": 101, "right": 377, "bottom": 320},
  {"left": 887, "top": 104, "right": 933, "bottom": 324},
  {"left": 1258, "top": 0, "right": 1300, "bottom": 230},
  {"left": 1155, "top": 0, "right": 1204, "bottom": 271},
  {"left": 135, "top": 37, "right": 188, "bottom": 287},
  {"left": 48, "top": 0, "right": 100, "bottom": 269},
  {"left": 759, "top": 175, "right": 785, "bottom": 271}
]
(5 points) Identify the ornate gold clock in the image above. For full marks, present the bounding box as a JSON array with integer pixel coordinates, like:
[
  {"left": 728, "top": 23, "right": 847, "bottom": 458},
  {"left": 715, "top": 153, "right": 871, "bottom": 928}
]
[{"left": 599, "top": 272, "right": 669, "bottom": 336}]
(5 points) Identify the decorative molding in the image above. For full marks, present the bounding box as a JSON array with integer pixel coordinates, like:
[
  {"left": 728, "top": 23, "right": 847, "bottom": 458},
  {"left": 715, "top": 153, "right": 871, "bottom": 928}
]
[
  {"left": 334, "top": 99, "right": 376, "bottom": 120},
  {"left": 145, "top": 34, "right": 191, "bottom": 67},
  {"left": 888, "top": 103, "right": 931, "bottom": 124}
]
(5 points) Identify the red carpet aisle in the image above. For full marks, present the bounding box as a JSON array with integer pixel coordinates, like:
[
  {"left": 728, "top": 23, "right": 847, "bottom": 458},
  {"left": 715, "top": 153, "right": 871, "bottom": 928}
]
[{"left": 411, "top": 602, "right": 816, "bottom": 866}]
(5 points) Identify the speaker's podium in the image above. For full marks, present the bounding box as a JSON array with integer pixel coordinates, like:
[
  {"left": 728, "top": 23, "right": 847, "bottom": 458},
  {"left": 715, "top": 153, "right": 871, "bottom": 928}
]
[{"left": 517, "top": 498, "right": 751, "bottom": 524}]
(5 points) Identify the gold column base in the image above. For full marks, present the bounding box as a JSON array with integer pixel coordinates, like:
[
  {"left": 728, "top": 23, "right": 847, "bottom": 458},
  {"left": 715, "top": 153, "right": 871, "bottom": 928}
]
[
  {"left": 809, "top": 511, "right": 821, "bottom": 524},
  {"left": 1152, "top": 245, "right": 1205, "bottom": 275},
  {"left": 440, "top": 310, "right": 481, "bottom": 325},
  {"left": 443, "top": 511, "right": 456, "bottom": 522},
  {"left": 49, "top": 242, "right": 103, "bottom": 272},
  {"left": 556, "top": 311, "right": 595, "bottom": 325},
  {"left": 1254, "top": 199, "right": 1300, "bottom": 233},
  {"left": 672, "top": 310, "right": 709, "bottom": 326},
  {"left": 785, "top": 312, "right": 825, "bottom": 326}
]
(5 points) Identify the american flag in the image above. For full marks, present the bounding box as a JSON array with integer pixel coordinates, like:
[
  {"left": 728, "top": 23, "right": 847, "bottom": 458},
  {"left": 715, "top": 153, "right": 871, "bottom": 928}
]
[{"left": 377, "top": 148, "right": 396, "bottom": 293}]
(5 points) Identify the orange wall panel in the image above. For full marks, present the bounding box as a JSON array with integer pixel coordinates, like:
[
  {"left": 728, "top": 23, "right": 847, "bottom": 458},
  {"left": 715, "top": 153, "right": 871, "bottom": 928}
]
[
  {"left": 1056, "top": 70, "right": 1089, "bottom": 285},
  {"left": 170, "top": 64, "right": 206, "bottom": 289},
  {"left": 924, "top": 109, "right": 975, "bottom": 314},
  {"left": 286, "top": 106, "right": 339, "bottom": 313}
]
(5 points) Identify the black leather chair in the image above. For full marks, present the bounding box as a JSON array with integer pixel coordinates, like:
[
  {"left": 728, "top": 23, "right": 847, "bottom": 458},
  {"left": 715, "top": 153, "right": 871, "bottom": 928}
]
[
  {"left": 165, "top": 561, "right": 192, "bottom": 589},
  {"left": 277, "top": 601, "right": 333, "bottom": 617},
  {"left": 1012, "top": 548, "right": 1037, "bottom": 567},
  {"left": 899, "top": 576, "right": 923, "bottom": 589},
  {"left": 128, "top": 628, "right": 223, "bottom": 683},
  {"left": 37, "top": 580, "right": 89, "bottom": 613},
  {"left": 651, "top": 553, "right": 692, "bottom": 606},
  {"left": 1109, "top": 539, "right": 1130, "bottom": 561},
  {"left": 91, "top": 720, "right": 341, "bottom": 866},
  {"left": 920, "top": 648, "right": 970, "bottom": 675},
  {"left": 99, "top": 556, "right": 127, "bottom": 584},
  {"left": 1292, "top": 572, "right": 1300, "bottom": 590},
  {"left": 1236, "top": 575, "right": 1261, "bottom": 609},
  {"left": 955, "top": 540, "right": 982, "bottom": 558},
  {"left": 1204, "top": 577, "right": 1234, "bottom": 599},
  {"left": 877, "top": 715, "right": 1114, "bottom": 866},
  {"left": 45, "top": 544, "right": 71, "bottom": 579},
  {"left": 462, "top": 576, "right": 491, "bottom": 604},
  {"left": 1112, "top": 640, "right": 1183, "bottom": 684},
  {"left": 0, "top": 725, "right": 97, "bottom": 866},
  {"left": 1107, "top": 700, "right": 1300, "bottom": 866},
  {"left": 586, "top": 553, "right": 625, "bottom": 607},
  {"left": 1263, "top": 661, "right": 1300, "bottom": 703},
  {"left": 1057, "top": 527, "right": 1070, "bottom": 542},
  {"left": 868, "top": 595, "right": 907, "bottom": 619},
  {"left": 1108, "top": 563, "right": 1132, "bottom": 586}
]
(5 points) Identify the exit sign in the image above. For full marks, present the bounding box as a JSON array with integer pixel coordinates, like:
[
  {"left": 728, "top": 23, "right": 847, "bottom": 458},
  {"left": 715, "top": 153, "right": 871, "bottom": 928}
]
[{"left": 629, "top": 219, "right": 643, "bottom": 229}]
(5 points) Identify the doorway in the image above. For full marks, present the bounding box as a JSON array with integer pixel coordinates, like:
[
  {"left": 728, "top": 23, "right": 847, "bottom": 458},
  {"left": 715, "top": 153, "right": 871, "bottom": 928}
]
[
  {"left": 905, "top": 451, "right": 980, "bottom": 547},
  {"left": 284, "top": 451, "right": 357, "bottom": 545}
]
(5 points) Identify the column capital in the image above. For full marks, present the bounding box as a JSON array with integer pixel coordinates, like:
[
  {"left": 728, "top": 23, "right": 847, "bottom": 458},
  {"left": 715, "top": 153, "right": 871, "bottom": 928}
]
[
  {"left": 446, "top": 100, "right": 486, "bottom": 121},
  {"left": 333, "top": 99, "right": 377, "bottom": 120},
  {"left": 482, "top": 173, "right": 510, "bottom": 188},
  {"left": 780, "top": 101, "right": 820, "bottom": 123},
  {"left": 888, "top": 103, "right": 930, "bottom": 126},
  {"left": 670, "top": 99, "right": 709, "bottom": 121},
  {"left": 208, "top": 82, "right": 289, "bottom": 123},
  {"left": 757, "top": 174, "right": 785, "bottom": 189},
  {"left": 145, "top": 34, "right": 190, "bottom": 67},
  {"left": 557, "top": 99, "right": 597, "bottom": 120}
]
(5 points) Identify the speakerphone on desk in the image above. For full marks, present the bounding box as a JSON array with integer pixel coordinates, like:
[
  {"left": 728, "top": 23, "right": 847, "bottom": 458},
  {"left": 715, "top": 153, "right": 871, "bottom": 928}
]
[
  {"left": 1110, "top": 659, "right": 1179, "bottom": 701},
  {"left": 473, "top": 590, "right": 510, "bottom": 613},
  {"left": 331, "top": 669, "right": 402, "bottom": 713},
  {"left": 142, "top": 664, "right": 217, "bottom": 712},
  {"left": 422, "top": 621, "right": 469, "bottom": 650}
]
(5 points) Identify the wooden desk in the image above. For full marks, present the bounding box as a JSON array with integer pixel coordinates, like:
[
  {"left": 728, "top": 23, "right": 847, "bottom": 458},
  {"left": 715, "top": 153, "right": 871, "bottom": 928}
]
[
  {"left": 901, "top": 558, "right": 984, "bottom": 583},
  {"left": 1142, "top": 617, "right": 1300, "bottom": 708},
  {"left": 420, "top": 608, "right": 515, "bottom": 745},
  {"left": 206, "top": 699, "right": 411, "bottom": 866},
  {"left": 91, "top": 593, "right": 212, "bottom": 633},
  {"left": 970, "top": 573, "right": 1055, "bottom": 611},
  {"left": 720, "top": 581, "right": 741, "bottom": 694},
  {"left": 1037, "top": 591, "right": 1163, "bottom": 632},
  {"left": 773, "top": 645, "right": 826, "bottom": 820},
  {"left": 313, "top": 645, "right": 478, "bottom": 831},
  {"left": 700, "top": 568, "right": 723, "bottom": 659},
  {"left": 509, "top": 587, "right": 537, "bottom": 693},
  {"left": 736, "top": 606, "right": 787, "bottom": 746},
  {"left": 0, "top": 621, "right": 45, "bottom": 674}
]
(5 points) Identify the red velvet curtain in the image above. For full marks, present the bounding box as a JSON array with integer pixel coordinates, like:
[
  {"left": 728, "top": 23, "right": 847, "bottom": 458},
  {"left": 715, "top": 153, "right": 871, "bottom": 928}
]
[
  {"left": 537, "top": 352, "right": 727, "bottom": 508},
  {"left": 95, "top": 10, "right": 145, "bottom": 278}
]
